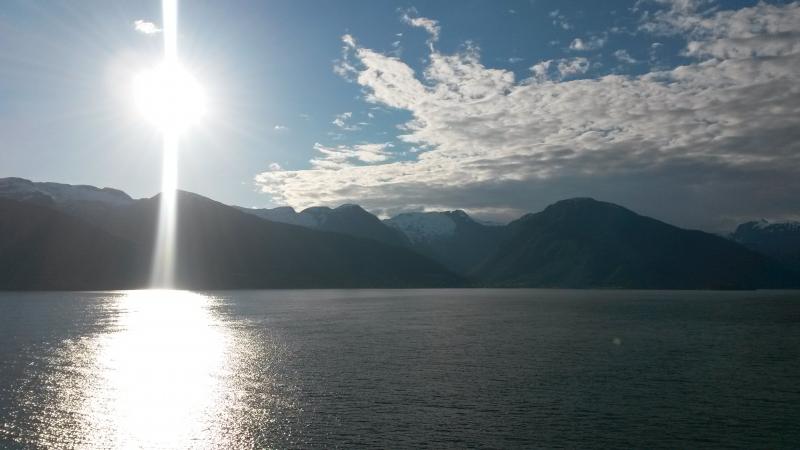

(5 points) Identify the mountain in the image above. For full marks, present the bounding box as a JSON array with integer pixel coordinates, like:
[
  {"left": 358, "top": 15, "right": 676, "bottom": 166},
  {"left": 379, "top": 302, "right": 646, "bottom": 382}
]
[
  {"left": 385, "top": 210, "right": 505, "bottom": 274},
  {"left": 731, "top": 220, "right": 800, "bottom": 271},
  {"left": 141, "top": 193, "right": 458, "bottom": 289},
  {"left": 2, "top": 177, "right": 797, "bottom": 290},
  {"left": 0, "top": 198, "right": 147, "bottom": 290},
  {"left": 0, "top": 187, "right": 460, "bottom": 290},
  {"left": 475, "top": 198, "right": 796, "bottom": 289},
  {"left": 0, "top": 177, "right": 133, "bottom": 210},
  {"left": 0, "top": 176, "right": 136, "bottom": 232},
  {"left": 239, "top": 204, "right": 409, "bottom": 248}
]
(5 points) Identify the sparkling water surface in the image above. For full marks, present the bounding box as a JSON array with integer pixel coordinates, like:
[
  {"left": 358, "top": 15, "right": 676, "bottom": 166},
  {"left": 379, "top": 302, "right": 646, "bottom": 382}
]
[{"left": 1, "top": 289, "right": 799, "bottom": 448}]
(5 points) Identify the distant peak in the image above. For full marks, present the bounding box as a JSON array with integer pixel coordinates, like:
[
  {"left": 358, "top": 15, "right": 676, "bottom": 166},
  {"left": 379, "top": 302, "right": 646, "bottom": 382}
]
[
  {"left": 736, "top": 219, "right": 800, "bottom": 233},
  {"left": 301, "top": 206, "right": 332, "bottom": 214},
  {"left": 552, "top": 197, "right": 599, "bottom": 205},
  {"left": 0, "top": 177, "right": 34, "bottom": 184},
  {"left": 336, "top": 203, "right": 365, "bottom": 211},
  {"left": 544, "top": 197, "right": 626, "bottom": 211},
  {"left": 446, "top": 210, "right": 475, "bottom": 223},
  {"left": 520, "top": 197, "right": 634, "bottom": 224}
]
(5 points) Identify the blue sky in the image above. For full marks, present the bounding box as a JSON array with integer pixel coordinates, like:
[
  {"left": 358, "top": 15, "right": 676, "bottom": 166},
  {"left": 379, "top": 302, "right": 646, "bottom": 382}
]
[{"left": 1, "top": 0, "right": 798, "bottom": 230}]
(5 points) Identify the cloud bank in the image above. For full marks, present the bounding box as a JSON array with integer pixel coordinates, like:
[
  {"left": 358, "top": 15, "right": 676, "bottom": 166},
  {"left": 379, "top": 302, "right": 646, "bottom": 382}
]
[{"left": 256, "top": 2, "right": 800, "bottom": 230}]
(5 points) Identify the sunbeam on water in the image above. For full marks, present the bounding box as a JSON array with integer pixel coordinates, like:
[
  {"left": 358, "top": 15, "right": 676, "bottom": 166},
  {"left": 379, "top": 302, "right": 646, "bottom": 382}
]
[
  {"left": 0, "top": 290, "right": 296, "bottom": 448},
  {"left": 78, "top": 290, "right": 229, "bottom": 448},
  {"left": 1, "top": 290, "right": 799, "bottom": 447}
]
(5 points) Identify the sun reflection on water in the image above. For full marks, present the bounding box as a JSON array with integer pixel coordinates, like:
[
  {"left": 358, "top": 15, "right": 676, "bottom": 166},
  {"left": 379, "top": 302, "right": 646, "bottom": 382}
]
[
  {"left": 4, "top": 290, "right": 297, "bottom": 448},
  {"left": 79, "top": 290, "right": 231, "bottom": 448}
]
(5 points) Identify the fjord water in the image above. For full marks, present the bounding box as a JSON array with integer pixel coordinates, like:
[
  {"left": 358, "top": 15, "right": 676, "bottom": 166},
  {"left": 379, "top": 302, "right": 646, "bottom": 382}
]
[{"left": 0, "top": 290, "right": 798, "bottom": 448}]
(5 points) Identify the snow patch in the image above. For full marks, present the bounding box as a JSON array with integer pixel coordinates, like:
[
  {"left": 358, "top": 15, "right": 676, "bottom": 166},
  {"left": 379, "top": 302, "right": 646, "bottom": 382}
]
[{"left": 385, "top": 212, "right": 456, "bottom": 243}]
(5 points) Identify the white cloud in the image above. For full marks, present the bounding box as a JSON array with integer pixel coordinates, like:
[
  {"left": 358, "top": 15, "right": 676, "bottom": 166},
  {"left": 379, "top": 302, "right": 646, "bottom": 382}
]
[
  {"left": 268, "top": 162, "right": 282, "bottom": 171},
  {"left": 639, "top": 0, "right": 713, "bottom": 35},
  {"left": 133, "top": 20, "right": 161, "bottom": 35},
  {"left": 569, "top": 38, "right": 588, "bottom": 51},
  {"left": 342, "top": 33, "right": 356, "bottom": 48},
  {"left": 273, "top": 125, "right": 288, "bottom": 131},
  {"left": 401, "top": 11, "right": 440, "bottom": 46},
  {"left": 569, "top": 35, "right": 607, "bottom": 51},
  {"left": 549, "top": 10, "right": 573, "bottom": 30},
  {"left": 256, "top": 2, "right": 800, "bottom": 230},
  {"left": 614, "top": 49, "right": 637, "bottom": 64},
  {"left": 556, "top": 57, "right": 590, "bottom": 77},
  {"left": 530, "top": 57, "right": 590, "bottom": 81},
  {"left": 306, "top": 142, "right": 394, "bottom": 170},
  {"left": 333, "top": 35, "right": 359, "bottom": 81},
  {"left": 332, "top": 111, "right": 361, "bottom": 131},
  {"left": 684, "top": 3, "right": 800, "bottom": 59},
  {"left": 529, "top": 60, "right": 551, "bottom": 82}
]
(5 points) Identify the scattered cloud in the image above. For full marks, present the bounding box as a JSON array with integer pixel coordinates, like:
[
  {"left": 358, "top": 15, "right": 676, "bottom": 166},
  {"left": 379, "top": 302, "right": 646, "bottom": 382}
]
[
  {"left": 273, "top": 125, "right": 289, "bottom": 131},
  {"left": 555, "top": 57, "right": 590, "bottom": 77},
  {"left": 569, "top": 35, "right": 607, "bottom": 51},
  {"left": 401, "top": 10, "right": 440, "bottom": 48},
  {"left": 268, "top": 162, "right": 282, "bottom": 171},
  {"left": 332, "top": 111, "right": 361, "bottom": 131},
  {"left": 304, "top": 142, "right": 394, "bottom": 170},
  {"left": 530, "top": 57, "right": 590, "bottom": 81},
  {"left": 333, "top": 34, "right": 358, "bottom": 81},
  {"left": 133, "top": 20, "right": 161, "bottom": 35},
  {"left": 614, "top": 49, "right": 637, "bottom": 64},
  {"left": 549, "top": 10, "right": 573, "bottom": 30},
  {"left": 257, "top": 2, "right": 800, "bottom": 230},
  {"left": 342, "top": 33, "right": 356, "bottom": 48}
]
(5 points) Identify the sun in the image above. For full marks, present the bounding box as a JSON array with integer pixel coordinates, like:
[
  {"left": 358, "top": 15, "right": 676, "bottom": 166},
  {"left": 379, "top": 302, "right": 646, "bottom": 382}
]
[{"left": 132, "top": 62, "right": 206, "bottom": 133}]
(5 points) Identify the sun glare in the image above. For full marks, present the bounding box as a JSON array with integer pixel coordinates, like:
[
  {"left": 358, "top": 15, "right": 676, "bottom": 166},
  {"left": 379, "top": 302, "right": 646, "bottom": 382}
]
[{"left": 132, "top": 63, "right": 206, "bottom": 133}]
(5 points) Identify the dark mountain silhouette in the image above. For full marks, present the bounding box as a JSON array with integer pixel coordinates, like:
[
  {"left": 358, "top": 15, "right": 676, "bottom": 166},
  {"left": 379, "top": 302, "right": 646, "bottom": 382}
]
[
  {"left": 240, "top": 204, "right": 409, "bottom": 247},
  {"left": 75, "top": 191, "right": 459, "bottom": 289},
  {"left": 0, "top": 198, "right": 147, "bottom": 290},
  {"left": 136, "top": 192, "right": 459, "bottom": 289},
  {"left": 385, "top": 210, "right": 505, "bottom": 275},
  {"left": 731, "top": 220, "right": 800, "bottom": 271},
  {"left": 2, "top": 177, "right": 797, "bottom": 290},
  {"left": 474, "top": 198, "right": 796, "bottom": 289}
]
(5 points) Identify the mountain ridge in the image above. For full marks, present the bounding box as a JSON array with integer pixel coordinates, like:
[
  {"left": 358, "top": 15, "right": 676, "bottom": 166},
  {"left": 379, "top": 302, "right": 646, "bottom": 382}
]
[
  {"left": 1, "top": 177, "right": 797, "bottom": 290},
  {"left": 475, "top": 198, "right": 794, "bottom": 289}
]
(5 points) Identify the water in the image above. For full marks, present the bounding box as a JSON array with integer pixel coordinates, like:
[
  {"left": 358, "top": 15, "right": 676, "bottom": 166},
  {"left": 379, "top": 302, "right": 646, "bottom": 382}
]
[{"left": 0, "top": 289, "right": 798, "bottom": 448}]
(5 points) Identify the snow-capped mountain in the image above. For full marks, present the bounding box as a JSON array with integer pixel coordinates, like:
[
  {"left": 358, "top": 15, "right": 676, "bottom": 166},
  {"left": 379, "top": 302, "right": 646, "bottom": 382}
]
[
  {"left": 385, "top": 210, "right": 506, "bottom": 275},
  {"left": 731, "top": 220, "right": 800, "bottom": 270},
  {"left": 0, "top": 177, "right": 133, "bottom": 208},
  {"left": 243, "top": 205, "right": 507, "bottom": 274},
  {"left": 238, "top": 203, "right": 409, "bottom": 247},
  {"left": 383, "top": 211, "right": 458, "bottom": 243},
  {"left": 735, "top": 219, "right": 800, "bottom": 233}
]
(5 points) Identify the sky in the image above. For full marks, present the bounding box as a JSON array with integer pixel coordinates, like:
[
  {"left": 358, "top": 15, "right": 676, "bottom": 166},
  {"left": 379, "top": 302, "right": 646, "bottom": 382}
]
[{"left": 0, "top": 0, "right": 798, "bottom": 231}]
